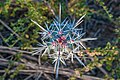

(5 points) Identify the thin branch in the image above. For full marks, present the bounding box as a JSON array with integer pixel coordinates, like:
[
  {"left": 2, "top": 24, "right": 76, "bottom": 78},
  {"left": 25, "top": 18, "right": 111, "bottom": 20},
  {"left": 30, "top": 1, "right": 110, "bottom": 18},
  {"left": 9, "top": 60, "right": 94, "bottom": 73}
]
[
  {"left": 35, "top": 72, "right": 43, "bottom": 80},
  {"left": 0, "top": 33, "right": 10, "bottom": 46},
  {"left": 0, "top": 49, "right": 37, "bottom": 62},
  {"left": 0, "top": 46, "right": 32, "bottom": 55},
  {"left": 24, "top": 74, "right": 34, "bottom": 80},
  {"left": 98, "top": 67, "right": 109, "bottom": 75},
  {"left": 0, "top": 19, "right": 19, "bottom": 37},
  {"left": 90, "top": 57, "right": 109, "bottom": 76}
]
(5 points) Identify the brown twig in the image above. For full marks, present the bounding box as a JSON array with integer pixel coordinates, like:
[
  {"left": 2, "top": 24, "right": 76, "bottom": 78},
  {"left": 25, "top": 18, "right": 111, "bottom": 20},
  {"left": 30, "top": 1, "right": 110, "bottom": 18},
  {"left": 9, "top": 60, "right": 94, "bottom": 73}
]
[
  {"left": 0, "top": 46, "right": 32, "bottom": 55},
  {"left": 0, "top": 69, "right": 104, "bottom": 80},
  {"left": 24, "top": 74, "right": 34, "bottom": 80},
  {"left": 0, "top": 58, "right": 104, "bottom": 80},
  {"left": 0, "top": 49, "right": 37, "bottom": 62}
]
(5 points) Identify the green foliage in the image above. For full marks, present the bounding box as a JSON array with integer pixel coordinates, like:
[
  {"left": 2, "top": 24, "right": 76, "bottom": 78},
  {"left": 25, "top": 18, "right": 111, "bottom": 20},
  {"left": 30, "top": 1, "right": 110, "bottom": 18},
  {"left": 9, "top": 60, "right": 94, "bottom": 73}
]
[
  {"left": 1, "top": 53, "right": 25, "bottom": 79},
  {"left": 68, "top": 0, "right": 89, "bottom": 17},
  {"left": 0, "top": 0, "right": 11, "bottom": 17},
  {"left": 0, "top": 0, "right": 119, "bottom": 79},
  {"left": 0, "top": 76, "right": 4, "bottom": 80},
  {"left": 69, "top": 76, "right": 77, "bottom": 80},
  {"left": 10, "top": 64, "right": 25, "bottom": 79},
  {"left": 80, "top": 42, "right": 119, "bottom": 79},
  {"left": 113, "top": 28, "right": 120, "bottom": 78},
  {"left": 96, "top": 0, "right": 113, "bottom": 20},
  {"left": 115, "top": 28, "right": 120, "bottom": 44},
  {"left": 0, "top": 0, "right": 50, "bottom": 48}
]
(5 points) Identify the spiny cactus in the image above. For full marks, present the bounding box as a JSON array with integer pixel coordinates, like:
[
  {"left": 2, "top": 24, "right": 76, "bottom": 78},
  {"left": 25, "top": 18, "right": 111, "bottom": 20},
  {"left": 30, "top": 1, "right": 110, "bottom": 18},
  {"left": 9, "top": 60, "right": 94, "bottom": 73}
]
[{"left": 31, "top": 4, "right": 97, "bottom": 79}]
